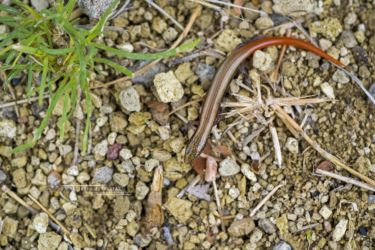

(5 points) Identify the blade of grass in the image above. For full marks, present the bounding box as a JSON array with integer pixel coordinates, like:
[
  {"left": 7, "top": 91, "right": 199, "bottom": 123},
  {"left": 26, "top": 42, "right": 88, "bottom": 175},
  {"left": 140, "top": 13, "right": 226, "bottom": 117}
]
[
  {"left": 38, "top": 57, "right": 49, "bottom": 106},
  {"left": 0, "top": 3, "right": 19, "bottom": 14},
  {"left": 57, "top": 92, "right": 71, "bottom": 139},
  {"left": 26, "top": 63, "right": 35, "bottom": 97},
  {"left": 93, "top": 57, "right": 133, "bottom": 76},
  {"left": 94, "top": 38, "right": 200, "bottom": 60}
]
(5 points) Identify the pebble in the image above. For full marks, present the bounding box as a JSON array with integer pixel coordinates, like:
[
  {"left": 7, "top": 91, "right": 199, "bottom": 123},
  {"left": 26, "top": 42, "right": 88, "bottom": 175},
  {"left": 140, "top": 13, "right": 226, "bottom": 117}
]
[
  {"left": 319, "top": 205, "right": 332, "bottom": 220},
  {"left": 309, "top": 18, "right": 342, "bottom": 40},
  {"left": 31, "top": 0, "right": 49, "bottom": 12},
  {"left": 67, "top": 165, "right": 79, "bottom": 176},
  {"left": 78, "top": 0, "right": 112, "bottom": 19},
  {"left": 0, "top": 169, "right": 6, "bottom": 184},
  {"left": 162, "top": 27, "right": 178, "bottom": 42},
  {"left": 33, "top": 212, "right": 49, "bottom": 233},
  {"left": 228, "top": 218, "right": 255, "bottom": 237},
  {"left": 332, "top": 70, "right": 350, "bottom": 84},
  {"left": 2, "top": 217, "right": 18, "bottom": 237},
  {"left": 153, "top": 71, "right": 184, "bottom": 103},
  {"left": 285, "top": 137, "right": 299, "bottom": 154},
  {"left": 272, "top": 0, "right": 314, "bottom": 16},
  {"left": 110, "top": 113, "right": 128, "bottom": 132},
  {"left": 12, "top": 168, "right": 27, "bottom": 189},
  {"left": 93, "top": 166, "right": 113, "bottom": 184},
  {"left": 113, "top": 196, "right": 130, "bottom": 219},
  {"left": 135, "top": 181, "right": 149, "bottom": 200},
  {"left": 258, "top": 218, "right": 276, "bottom": 234},
  {"left": 214, "top": 29, "right": 242, "bottom": 52},
  {"left": 11, "top": 156, "right": 27, "bottom": 168},
  {"left": 241, "top": 164, "right": 257, "bottom": 182},
  {"left": 255, "top": 16, "right": 274, "bottom": 30},
  {"left": 93, "top": 140, "right": 108, "bottom": 159},
  {"left": 194, "top": 63, "right": 215, "bottom": 85},
  {"left": 0, "top": 120, "right": 17, "bottom": 138},
  {"left": 253, "top": 50, "right": 273, "bottom": 72},
  {"left": 47, "top": 171, "right": 62, "bottom": 189},
  {"left": 107, "top": 143, "right": 122, "bottom": 160},
  {"left": 175, "top": 62, "right": 194, "bottom": 84},
  {"left": 358, "top": 226, "right": 368, "bottom": 236},
  {"left": 340, "top": 30, "right": 358, "bottom": 48},
  {"left": 250, "top": 228, "right": 263, "bottom": 243},
  {"left": 119, "top": 86, "right": 141, "bottom": 112},
  {"left": 37, "top": 232, "right": 62, "bottom": 250},
  {"left": 320, "top": 82, "right": 335, "bottom": 99},
  {"left": 120, "top": 148, "right": 133, "bottom": 160},
  {"left": 152, "top": 17, "right": 167, "bottom": 34},
  {"left": 243, "top": 3, "right": 259, "bottom": 21},
  {"left": 145, "top": 158, "right": 159, "bottom": 172},
  {"left": 32, "top": 170, "right": 47, "bottom": 186},
  {"left": 134, "top": 233, "right": 152, "bottom": 248},
  {"left": 165, "top": 197, "right": 192, "bottom": 223},
  {"left": 219, "top": 157, "right": 240, "bottom": 176},
  {"left": 332, "top": 219, "right": 348, "bottom": 241},
  {"left": 273, "top": 241, "right": 292, "bottom": 250},
  {"left": 319, "top": 39, "right": 332, "bottom": 51},
  {"left": 228, "top": 187, "right": 240, "bottom": 199},
  {"left": 113, "top": 173, "right": 129, "bottom": 187}
]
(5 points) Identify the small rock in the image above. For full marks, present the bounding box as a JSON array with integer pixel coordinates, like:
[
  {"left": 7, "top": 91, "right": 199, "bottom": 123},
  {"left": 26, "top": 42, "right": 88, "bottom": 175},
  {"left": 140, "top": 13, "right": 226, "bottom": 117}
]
[
  {"left": 119, "top": 86, "right": 141, "bottom": 112},
  {"left": 165, "top": 197, "right": 192, "bottom": 223},
  {"left": 273, "top": 241, "right": 292, "bottom": 250},
  {"left": 309, "top": 18, "right": 342, "bottom": 40},
  {"left": 110, "top": 113, "right": 128, "bottom": 132},
  {"left": 152, "top": 17, "right": 167, "bottom": 34},
  {"left": 153, "top": 71, "right": 184, "bottom": 103},
  {"left": 320, "top": 82, "right": 335, "bottom": 99},
  {"left": 113, "top": 196, "right": 130, "bottom": 219},
  {"left": 93, "top": 140, "right": 108, "bottom": 159},
  {"left": 319, "top": 205, "right": 332, "bottom": 220},
  {"left": 93, "top": 167, "right": 113, "bottom": 184},
  {"left": 11, "top": 156, "right": 27, "bottom": 168},
  {"left": 243, "top": 3, "right": 259, "bottom": 21},
  {"left": 214, "top": 29, "right": 242, "bottom": 52},
  {"left": 134, "top": 233, "right": 152, "bottom": 248},
  {"left": 255, "top": 16, "right": 274, "bottom": 29},
  {"left": 119, "top": 148, "right": 132, "bottom": 160},
  {"left": 67, "top": 165, "right": 79, "bottom": 176},
  {"left": 37, "top": 232, "right": 62, "bottom": 250},
  {"left": 324, "top": 221, "right": 332, "bottom": 232},
  {"left": 175, "top": 62, "right": 194, "bottom": 84},
  {"left": 319, "top": 39, "right": 332, "bottom": 51},
  {"left": 0, "top": 169, "right": 6, "bottom": 184},
  {"left": 12, "top": 168, "right": 27, "bottom": 188},
  {"left": 332, "top": 219, "right": 348, "bottom": 241},
  {"left": 285, "top": 137, "right": 299, "bottom": 154},
  {"left": 33, "top": 212, "right": 49, "bottom": 233},
  {"left": 250, "top": 228, "right": 263, "bottom": 243},
  {"left": 78, "top": 0, "right": 113, "bottom": 19},
  {"left": 32, "top": 169, "right": 47, "bottom": 186},
  {"left": 113, "top": 173, "right": 129, "bottom": 187},
  {"left": 253, "top": 50, "right": 273, "bottom": 72},
  {"left": 145, "top": 158, "right": 159, "bottom": 172},
  {"left": 273, "top": 0, "right": 314, "bottom": 16},
  {"left": 2, "top": 217, "right": 18, "bottom": 238},
  {"left": 332, "top": 70, "right": 350, "bottom": 84},
  {"left": 241, "top": 164, "right": 257, "bottom": 182},
  {"left": 228, "top": 218, "right": 255, "bottom": 237},
  {"left": 107, "top": 143, "right": 122, "bottom": 160},
  {"left": 258, "top": 218, "right": 276, "bottom": 234},
  {"left": 162, "top": 27, "right": 178, "bottom": 42},
  {"left": 340, "top": 30, "right": 358, "bottom": 48},
  {"left": 0, "top": 120, "right": 16, "bottom": 138},
  {"left": 47, "top": 172, "right": 62, "bottom": 189},
  {"left": 358, "top": 226, "right": 368, "bottom": 236},
  {"left": 219, "top": 157, "right": 240, "bottom": 176},
  {"left": 31, "top": 0, "right": 49, "bottom": 12},
  {"left": 135, "top": 181, "right": 149, "bottom": 200},
  {"left": 194, "top": 63, "right": 215, "bottom": 85}
]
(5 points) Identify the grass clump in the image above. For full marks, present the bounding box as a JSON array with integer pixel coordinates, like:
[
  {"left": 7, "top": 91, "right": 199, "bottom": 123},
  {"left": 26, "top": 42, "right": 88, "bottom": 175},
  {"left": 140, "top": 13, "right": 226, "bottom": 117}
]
[{"left": 0, "top": 0, "right": 199, "bottom": 153}]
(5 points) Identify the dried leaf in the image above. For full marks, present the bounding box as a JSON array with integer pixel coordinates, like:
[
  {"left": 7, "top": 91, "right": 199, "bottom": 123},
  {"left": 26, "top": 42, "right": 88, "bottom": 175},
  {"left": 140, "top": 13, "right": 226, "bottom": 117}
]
[
  {"left": 193, "top": 142, "right": 212, "bottom": 175},
  {"left": 205, "top": 156, "right": 217, "bottom": 182},
  {"left": 186, "top": 184, "right": 211, "bottom": 201},
  {"left": 212, "top": 144, "right": 232, "bottom": 157},
  {"left": 147, "top": 100, "right": 169, "bottom": 113},
  {"left": 147, "top": 100, "right": 170, "bottom": 125},
  {"left": 316, "top": 161, "right": 334, "bottom": 172}
]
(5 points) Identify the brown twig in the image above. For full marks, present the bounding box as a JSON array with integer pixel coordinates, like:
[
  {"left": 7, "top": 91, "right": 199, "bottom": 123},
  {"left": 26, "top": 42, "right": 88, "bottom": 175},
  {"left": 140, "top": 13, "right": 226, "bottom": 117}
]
[
  {"left": 273, "top": 105, "right": 375, "bottom": 187},
  {"left": 315, "top": 168, "right": 375, "bottom": 192},
  {"left": 167, "top": 97, "right": 204, "bottom": 116}
]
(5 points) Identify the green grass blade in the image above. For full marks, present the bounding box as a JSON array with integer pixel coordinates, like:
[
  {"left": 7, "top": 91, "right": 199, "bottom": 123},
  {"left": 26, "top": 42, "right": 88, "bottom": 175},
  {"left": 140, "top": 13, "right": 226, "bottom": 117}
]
[
  {"left": 94, "top": 38, "right": 201, "bottom": 60},
  {"left": 57, "top": 92, "right": 71, "bottom": 139},
  {"left": 0, "top": 3, "right": 19, "bottom": 14},
  {"left": 93, "top": 57, "right": 133, "bottom": 77},
  {"left": 38, "top": 57, "right": 49, "bottom": 106},
  {"left": 26, "top": 64, "right": 35, "bottom": 97},
  {"left": 63, "top": 0, "right": 76, "bottom": 17}
]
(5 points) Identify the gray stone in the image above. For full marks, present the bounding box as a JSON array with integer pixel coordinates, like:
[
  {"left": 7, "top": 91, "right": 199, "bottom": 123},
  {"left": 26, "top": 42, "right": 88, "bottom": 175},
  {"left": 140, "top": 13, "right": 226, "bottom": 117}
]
[
  {"left": 37, "top": 232, "right": 62, "bottom": 250},
  {"left": 78, "top": 0, "right": 113, "bottom": 19},
  {"left": 119, "top": 87, "right": 141, "bottom": 112},
  {"left": 93, "top": 167, "right": 113, "bottom": 183},
  {"left": 228, "top": 218, "right": 255, "bottom": 237},
  {"left": 135, "top": 181, "right": 149, "bottom": 200},
  {"left": 258, "top": 218, "right": 276, "bottom": 234},
  {"left": 341, "top": 30, "right": 357, "bottom": 48},
  {"left": 332, "top": 70, "right": 350, "bottom": 84},
  {"left": 31, "top": 0, "right": 49, "bottom": 12},
  {"left": 273, "top": 241, "right": 292, "bottom": 250},
  {"left": 12, "top": 168, "right": 27, "bottom": 189},
  {"left": 219, "top": 157, "right": 240, "bottom": 176},
  {"left": 33, "top": 212, "right": 49, "bottom": 233},
  {"left": 332, "top": 219, "right": 348, "bottom": 241},
  {"left": 0, "top": 120, "right": 16, "bottom": 139},
  {"left": 0, "top": 170, "right": 7, "bottom": 184}
]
